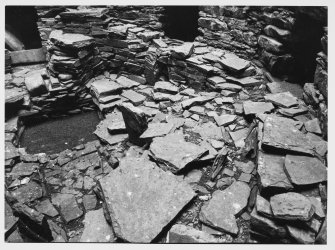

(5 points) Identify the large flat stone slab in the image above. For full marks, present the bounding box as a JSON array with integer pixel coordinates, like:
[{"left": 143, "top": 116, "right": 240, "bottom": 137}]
[
  {"left": 257, "top": 151, "right": 294, "bottom": 190},
  {"left": 121, "top": 90, "right": 146, "bottom": 106},
  {"left": 181, "top": 96, "right": 214, "bottom": 109},
  {"left": 214, "top": 114, "right": 237, "bottom": 126},
  {"left": 262, "top": 116, "right": 314, "bottom": 155},
  {"left": 91, "top": 79, "right": 123, "bottom": 98},
  {"left": 226, "top": 76, "right": 263, "bottom": 87},
  {"left": 80, "top": 208, "right": 115, "bottom": 242},
  {"left": 284, "top": 155, "right": 327, "bottom": 185},
  {"left": 264, "top": 92, "right": 298, "bottom": 108},
  {"left": 243, "top": 101, "right": 274, "bottom": 115},
  {"left": 99, "top": 156, "right": 195, "bottom": 242},
  {"left": 154, "top": 81, "right": 178, "bottom": 94},
  {"left": 217, "top": 53, "right": 250, "bottom": 73},
  {"left": 51, "top": 193, "right": 83, "bottom": 223},
  {"left": 270, "top": 192, "right": 315, "bottom": 221},
  {"left": 49, "top": 30, "right": 94, "bottom": 49},
  {"left": 149, "top": 132, "right": 208, "bottom": 173},
  {"left": 140, "top": 122, "right": 174, "bottom": 139}
]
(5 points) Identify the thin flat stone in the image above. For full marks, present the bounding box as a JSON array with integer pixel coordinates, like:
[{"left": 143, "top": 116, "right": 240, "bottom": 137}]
[
  {"left": 308, "top": 197, "right": 325, "bottom": 219},
  {"left": 168, "top": 224, "right": 225, "bottom": 243},
  {"left": 154, "top": 81, "right": 178, "bottom": 94},
  {"left": 284, "top": 154, "right": 327, "bottom": 185},
  {"left": 10, "top": 162, "right": 39, "bottom": 178},
  {"left": 217, "top": 53, "right": 250, "bottom": 73},
  {"left": 5, "top": 201, "right": 18, "bottom": 232},
  {"left": 227, "top": 76, "right": 263, "bottom": 87},
  {"left": 229, "top": 128, "right": 249, "bottom": 148},
  {"left": 171, "top": 42, "right": 194, "bottom": 59},
  {"left": 51, "top": 193, "right": 83, "bottom": 223},
  {"left": 262, "top": 116, "right": 315, "bottom": 155},
  {"left": 181, "top": 96, "right": 214, "bottom": 109},
  {"left": 257, "top": 151, "right": 294, "bottom": 190},
  {"left": 99, "top": 156, "right": 195, "bottom": 243},
  {"left": 107, "top": 121, "right": 126, "bottom": 135},
  {"left": 192, "top": 121, "right": 223, "bottom": 141},
  {"left": 256, "top": 195, "right": 273, "bottom": 218},
  {"left": 267, "top": 81, "right": 303, "bottom": 99},
  {"left": 278, "top": 107, "right": 308, "bottom": 117},
  {"left": 243, "top": 101, "right": 274, "bottom": 115},
  {"left": 304, "top": 118, "right": 322, "bottom": 135},
  {"left": 116, "top": 75, "right": 140, "bottom": 88},
  {"left": 234, "top": 161, "right": 255, "bottom": 174},
  {"left": 287, "top": 225, "right": 316, "bottom": 244},
  {"left": 121, "top": 90, "right": 146, "bottom": 106},
  {"left": 217, "top": 83, "right": 242, "bottom": 91},
  {"left": 90, "top": 79, "right": 122, "bottom": 98},
  {"left": 35, "top": 199, "right": 59, "bottom": 217},
  {"left": 49, "top": 30, "right": 94, "bottom": 49},
  {"left": 264, "top": 92, "right": 298, "bottom": 108},
  {"left": 214, "top": 114, "right": 237, "bottom": 126},
  {"left": 83, "top": 195, "right": 97, "bottom": 211},
  {"left": 149, "top": 132, "right": 208, "bottom": 172},
  {"left": 80, "top": 208, "right": 115, "bottom": 242},
  {"left": 10, "top": 181, "right": 43, "bottom": 204},
  {"left": 270, "top": 192, "right": 315, "bottom": 221},
  {"left": 140, "top": 122, "right": 174, "bottom": 139}
]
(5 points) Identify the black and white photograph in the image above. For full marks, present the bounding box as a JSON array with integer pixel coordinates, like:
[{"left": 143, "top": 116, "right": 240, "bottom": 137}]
[{"left": 2, "top": 0, "right": 332, "bottom": 247}]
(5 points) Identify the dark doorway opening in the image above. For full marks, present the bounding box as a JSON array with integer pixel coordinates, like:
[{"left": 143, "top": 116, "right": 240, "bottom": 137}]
[
  {"left": 5, "top": 6, "right": 42, "bottom": 50},
  {"left": 162, "top": 6, "right": 199, "bottom": 42}
]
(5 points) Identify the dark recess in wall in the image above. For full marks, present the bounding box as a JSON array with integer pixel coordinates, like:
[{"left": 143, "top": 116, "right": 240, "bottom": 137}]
[
  {"left": 162, "top": 6, "right": 199, "bottom": 42},
  {"left": 5, "top": 6, "right": 42, "bottom": 50}
]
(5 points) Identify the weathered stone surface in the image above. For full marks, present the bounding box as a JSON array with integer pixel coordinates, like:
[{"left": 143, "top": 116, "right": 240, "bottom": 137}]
[
  {"left": 192, "top": 121, "right": 223, "bottom": 141},
  {"left": 287, "top": 225, "right": 316, "bottom": 244},
  {"left": 250, "top": 208, "right": 287, "bottom": 238},
  {"left": 229, "top": 128, "right": 249, "bottom": 148},
  {"left": 243, "top": 101, "right": 274, "bottom": 115},
  {"left": 35, "top": 199, "right": 59, "bottom": 217},
  {"left": 267, "top": 81, "right": 303, "bottom": 99},
  {"left": 304, "top": 118, "right": 322, "bottom": 135},
  {"left": 171, "top": 42, "right": 194, "bottom": 59},
  {"left": 168, "top": 224, "right": 225, "bottom": 243},
  {"left": 217, "top": 53, "right": 250, "bottom": 73},
  {"left": 116, "top": 75, "right": 141, "bottom": 89},
  {"left": 264, "top": 92, "right": 298, "bottom": 108},
  {"left": 303, "top": 82, "right": 319, "bottom": 105},
  {"left": 183, "top": 169, "right": 202, "bottom": 184},
  {"left": 10, "top": 181, "right": 43, "bottom": 204},
  {"left": 83, "top": 195, "right": 97, "bottom": 211},
  {"left": 284, "top": 155, "right": 327, "bottom": 185},
  {"left": 10, "top": 162, "right": 38, "bottom": 178},
  {"left": 235, "top": 160, "right": 255, "bottom": 174},
  {"left": 306, "top": 132, "right": 327, "bottom": 157},
  {"left": 258, "top": 35, "right": 284, "bottom": 54},
  {"left": 154, "top": 81, "right": 178, "bottom": 94},
  {"left": 5, "top": 201, "right": 18, "bottom": 232},
  {"left": 5, "top": 141, "right": 20, "bottom": 160},
  {"left": 217, "top": 83, "right": 242, "bottom": 91},
  {"left": 49, "top": 30, "right": 94, "bottom": 49},
  {"left": 279, "top": 107, "right": 308, "bottom": 117},
  {"left": 256, "top": 195, "right": 273, "bottom": 218},
  {"left": 52, "top": 193, "right": 83, "bottom": 223},
  {"left": 262, "top": 116, "right": 314, "bottom": 155},
  {"left": 140, "top": 122, "right": 174, "bottom": 139},
  {"left": 119, "top": 102, "right": 148, "bottom": 145},
  {"left": 121, "top": 90, "right": 146, "bottom": 106},
  {"left": 149, "top": 132, "right": 208, "bottom": 173},
  {"left": 270, "top": 192, "right": 315, "bottom": 221},
  {"left": 214, "top": 114, "right": 237, "bottom": 126},
  {"left": 181, "top": 96, "right": 214, "bottom": 109},
  {"left": 199, "top": 181, "right": 250, "bottom": 235},
  {"left": 189, "top": 106, "right": 205, "bottom": 115},
  {"left": 257, "top": 151, "right": 293, "bottom": 190},
  {"left": 99, "top": 156, "right": 195, "bottom": 242},
  {"left": 24, "top": 72, "right": 48, "bottom": 96},
  {"left": 90, "top": 79, "right": 122, "bottom": 98},
  {"left": 315, "top": 219, "right": 326, "bottom": 244},
  {"left": 80, "top": 208, "right": 115, "bottom": 242},
  {"left": 227, "top": 76, "right": 263, "bottom": 87},
  {"left": 308, "top": 197, "right": 325, "bottom": 219},
  {"left": 5, "top": 87, "right": 27, "bottom": 104}
]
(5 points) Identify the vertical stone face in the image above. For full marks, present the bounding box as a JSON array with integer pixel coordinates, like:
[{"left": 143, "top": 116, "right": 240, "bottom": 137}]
[{"left": 118, "top": 102, "right": 148, "bottom": 145}]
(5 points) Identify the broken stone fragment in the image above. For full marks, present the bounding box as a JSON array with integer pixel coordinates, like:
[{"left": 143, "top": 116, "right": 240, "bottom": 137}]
[
  {"left": 267, "top": 81, "right": 303, "bottom": 99},
  {"left": 181, "top": 95, "right": 214, "bottom": 109},
  {"left": 140, "top": 122, "right": 174, "bottom": 139},
  {"left": 116, "top": 75, "right": 141, "bottom": 89},
  {"left": 214, "top": 114, "right": 237, "bottom": 126},
  {"left": 35, "top": 199, "right": 59, "bottom": 217},
  {"left": 80, "top": 208, "right": 115, "bottom": 242},
  {"left": 226, "top": 76, "right": 263, "bottom": 87},
  {"left": 10, "top": 181, "right": 43, "bottom": 204},
  {"left": 304, "top": 118, "right": 322, "bottom": 135},
  {"left": 286, "top": 225, "right": 316, "bottom": 244},
  {"left": 83, "top": 194, "right": 97, "bottom": 211},
  {"left": 278, "top": 107, "right": 308, "bottom": 117},
  {"left": 171, "top": 42, "right": 194, "bottom": 59},
  {"left": 10, "top": 162, "right": 39, "bottom": 179},
  {"left": 284, "top": 154, "right": 327, "bottom": 185},
  {"left": 90, "top": 79, "right": 123, "bottom": 99},
  {"left": 168, "top": 224, "right": 225, "bottom": 243},
  {"left": 154, "top": 81, "right": 179, "bottom": 94},
  {"left": 256, "top": 195, "right": 273, "bottom": 218},
  {"left": 149, "top": 132, "right": 208, "bottom": 173},
  {"left": 217, "top": 53, "right": 250, "bottom": 73},
  {"left": 51, "top": 193, "right": 83, "bottom": 224},
  {"left": 121, "top": 89, "right": 146, "bottom": 106},
  {"left": 49, "top": 30, "right": 94, "bottom": 49},
  {"left": 118, "top": 102, "right": 148, "bottom": 145},
  {"left": 243, "top": 101, "right": 274, "bottom": 115},
  {"left": 229, "top": 127, "right": 249, "bottom": 148},
  {"left": 270, "top": 192, "right": 315, "bottom": 221},
  {"left": 25, "top": 72, "right": 48, "bottom": 97},
  {"left": 258, "top": 35, "right": 284, "bottom": 54},
  {"left": 107, "top": 121, "right": 126, "bottom": 135},
  {"left": 98, "top": 156, "right": 195, "bottom": 243},
  {"left": 264, "top": 91, "right": 298, "bottom": 108},
  {"left": 257, "top": 151, "right": 294, "bottom": 191}
]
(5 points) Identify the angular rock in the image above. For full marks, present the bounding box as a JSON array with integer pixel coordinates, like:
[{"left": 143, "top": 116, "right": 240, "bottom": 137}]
[
  {"left": 257, "top": 151, "right": 293, "bottom": 190},
  {"left": 315, "top": 219, "right": 326, "bottom": 244},
  {"left": 107, "top": 121, "right": 126, "bottom": 135},
  {"left": 49, "top": 30, "right": 94, "bottom": 49},
  {"left": 99, "top": 156, "right": 195, "bottom": 242},
  {"left": 80, "top": 208, "right": 115, "bottom": 242},
  {"left": 5, "top": 201, "right": 18, "bottom": 233},
  {"left": 90, "top": 79, "right": 122, "bottom": 98},
  {"left": 181, "top": 96, "right": 214, "bottom": 109},
  {"left": 171, "top": 42, "right": 194, "bottom": 59},
  {"left": 149, "top": 132, "right": 208, "bottom": 173},
  {"left": 227, "top": 76, "right": 263, "bottom": 87},
  {"left": 118, "top": 102, "right": 148, "bottom": 145},
  {"left": 24, "top": 72, "right": 48, "bottom": 96},
  {"left": 83, "top": 194, "right": 97, "bottom": 211},
  {"left": 234, "top": 160, "right": 255, "bottom": 174},
  {"left": 284, "top": 155, "right": 327, "bottom": 185},
  {"left": 287, "top": 225, "right": 315, "bottom": 244},
  {"left": 154, "top": 81, "right": 178, "bottom": 94},
  {"left": 51, "top": 193, "right": 83, "bottom": 223},
  {"left": 217, "top": 83, "right": 242, "bottom": 91},
  {"left": 10, "top": 181, "right": 43, "bottom": 204},
  {"left": 121, "top": 90, "right": 146, "bottom": 106},
  {"left": 35, "top": 199, "right": 59, "bottom": 217},
  {"left": 243, "top": 101, "right": 274, "bottom": 115},
  {"left": 262, "top": 116, "right": 314, "bottom": 155},
  {"left": 168, "top": 224, "right": 225, "bottom": 243},
  {"left": 304, "top": 118, "right": 322, "bottom": 135},
  {"left": 308, "top": 197, "right": 325, "bottom": 219},
  {"left": 278, "top": 107, "right": 308, "bottom": 117},
  {"left": 140, "top": 122, "right": 174, "bottom": 139},
  {"left": 10, "top": 162, "right": 39, "bottom": 179},
  {"left": 267, "top": 81, "right": 303, "bottom": 99},
  {"left": 217, "top": 53, "right": 250, "bottom": 73},
  {"left": 183, "top": 169, "right": 202, "bottom": 184},
  {"left": 306, "top": 132, "right": 327, "bottom": 157},
  {"left": 214, "top": 114, "right": 237, "bottom": 126},
  {"left": 116, "top": 75, "right": 140, "bottom": 89},
  {"left": 192, "top": 121, "right": 223, "bottom": 141},
  {"left": 258, "top": 35, "right": 284, "bottom": 54},
  {"left": 229, "top": 128, "right": 249, "bottom": 148},
  {"left": 270, "top": 192, "right": 315, "bottom": 221},
  {"left": 256, "top": 195, "right": 273, "bottom": 218},
  {"left": 264, "top": 92, "right": 298, "bottom": 108}
]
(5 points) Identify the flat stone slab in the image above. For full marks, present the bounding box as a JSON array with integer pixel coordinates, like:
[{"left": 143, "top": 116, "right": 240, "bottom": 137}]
[
  {"left": 243, "top": 101, "right": 274, "bottom": 115},
  {"left": 257, "top": 151, "right": 293, "bottom": 190},
  {"left": 52, "top": 193, "right": 83, "bottom": 223},
  {"left": 99, "top": 156, "right": 195, "bottom": 242},
  {"left": 287, "top": 225, "right": 316, "bottom": 244},
  {"left": 80, "top": 208, "right": 115, "bottom": 242},
  {"left": 278, "top": 107, "right": 308, "bottom": 117},
  {"left": 217, "top": 53, "right": 250, "bottom": 73},
  {"left": 284, "top": 154, "right": 327, "bottom": 185},
  {"left": 35, "top": 199, "right": 59, "bottom": 217},
  {"left": 10, "top": 181, "right": 43, "bottom": 204},
  {"left": 49, "top": 30, "right": 94, "bottom": 49},
  {"left": 199, "top": 181, "right": 250, "bottom": 235},
  {"left": 116, "top": 75, "right": 140, "bottom": 88},
  {"left": 262, "top": 116, "right": 314, "bottom": 155},
  {"left": 90, "top": 79, "right": 123, "bottom": 98},
  {"left": 214, "top": 114, "right": 237, "bottom": 126},
  {"left": 229, "top": 128, "right": 249, "bottom": 148},
  {"left": 270, "top": 192, "right": 315, "bottom": 221},
  {"left": 171, "top": 42, "right": 194, "bottom": 59},
  {"left": 5, "top": 201, "right": 18, "bottom": 232},
  {"left": 267, "top": 81, "right": 303, "bottom": 99},
  {"left": 304, "top": 118, "right": 322, "bottom": 135},
  {"left": 149, "top": 132, "right": 208, "bottom": 173},
  {"left": 227, "top": 76, "right": 263, "bottom": 87},
  {"left": 140, "top": 122, "right": 174, "bottom": 139},
  {"left": 10, "top": 162, "right": 39, "bottom": 179},
  {"left": 121, "top": 90, "right": 146, "bottom": 106},
  {"left": 256, "top": 195, "right": 273, "bottom": 218},
  {"left": 217, "top": 83, "right": 242, "bottom": 91},
  {"left": 192, "top": 122, "right": 223, "bottom": 141},
  {"left": 154, "top": 81, "right": 178, "bottom": 94},
  {"left": 264, "top": 92, "right": 298, "bottom": 108},
  {"left": 168, "top": 224, "right": 225, "bottom": 243},
  {"left": 181, "top": 96, "right": 214, "bottom": 109},
  {"left": 107, "top": 121, "right": 126, "bottom": 135},
  {"left": 5, "top": 142, "right": 20, "bottom": 160}
]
